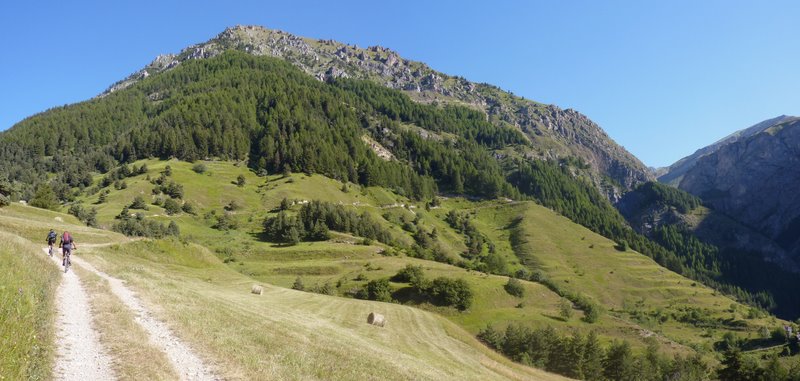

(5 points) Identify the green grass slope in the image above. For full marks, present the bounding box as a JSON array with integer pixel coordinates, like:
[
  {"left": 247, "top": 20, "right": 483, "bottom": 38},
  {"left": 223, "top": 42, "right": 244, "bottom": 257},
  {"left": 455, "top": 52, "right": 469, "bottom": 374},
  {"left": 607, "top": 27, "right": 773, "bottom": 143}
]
[
  {"left": 0, "top": 231, "right": 60, "bottom": 380},
  {"left": 66, "top": 159, "right": 791, "bottom": 361},
  {"left": 0, "top": 205, "right": 565, "bottom": 380},
  {"left": 508, "top": 201, "right": 784, "bottom": 352}
]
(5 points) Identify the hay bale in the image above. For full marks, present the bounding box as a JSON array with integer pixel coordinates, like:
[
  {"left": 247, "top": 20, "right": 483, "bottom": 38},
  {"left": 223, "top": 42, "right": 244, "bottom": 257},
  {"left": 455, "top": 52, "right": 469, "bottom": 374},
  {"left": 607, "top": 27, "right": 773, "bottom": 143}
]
[
  {"left": 367, "top": 312, "right": 385, "bottom": 327},
  {"left": 251, "top": 285, "right": 263, "bottom": 295}
]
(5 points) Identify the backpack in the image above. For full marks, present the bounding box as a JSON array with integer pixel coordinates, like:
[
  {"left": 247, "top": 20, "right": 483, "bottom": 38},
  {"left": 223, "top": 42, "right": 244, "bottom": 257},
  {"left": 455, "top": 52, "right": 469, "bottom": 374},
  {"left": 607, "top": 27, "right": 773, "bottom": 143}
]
[
  {"left": 47, "top": 231, "right": 57, "bottom": 241},
  {"left": 62, "top": 232, "right": 72, "bottom": 245}
]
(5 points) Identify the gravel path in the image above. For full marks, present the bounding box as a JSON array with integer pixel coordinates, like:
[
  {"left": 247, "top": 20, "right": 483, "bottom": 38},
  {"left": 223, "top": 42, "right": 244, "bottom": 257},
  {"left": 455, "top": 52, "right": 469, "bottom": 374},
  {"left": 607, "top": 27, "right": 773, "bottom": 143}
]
[
  {"left": 46, "top": 248, "right": 115, "bottom": 381},
  {"left": 71, "top": 252, "right": 218, "bottom": 381}
]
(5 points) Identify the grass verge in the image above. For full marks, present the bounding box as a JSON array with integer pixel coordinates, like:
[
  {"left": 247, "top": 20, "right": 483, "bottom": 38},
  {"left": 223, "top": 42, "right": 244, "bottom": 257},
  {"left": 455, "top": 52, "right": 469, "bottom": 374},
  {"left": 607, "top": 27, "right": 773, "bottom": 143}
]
[{"left": 0, "top": 232, "right": 60, "bottom": 380}]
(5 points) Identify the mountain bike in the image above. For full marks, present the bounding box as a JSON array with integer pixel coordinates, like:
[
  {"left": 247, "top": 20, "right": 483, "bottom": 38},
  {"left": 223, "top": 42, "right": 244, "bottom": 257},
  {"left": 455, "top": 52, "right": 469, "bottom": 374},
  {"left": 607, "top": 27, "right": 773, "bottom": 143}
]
[
  {"left": 48, "top": 242, "right": 54, "bottom": 256},
  {"left": 63, "top": 249, "right": 72, "bottom": 273}
]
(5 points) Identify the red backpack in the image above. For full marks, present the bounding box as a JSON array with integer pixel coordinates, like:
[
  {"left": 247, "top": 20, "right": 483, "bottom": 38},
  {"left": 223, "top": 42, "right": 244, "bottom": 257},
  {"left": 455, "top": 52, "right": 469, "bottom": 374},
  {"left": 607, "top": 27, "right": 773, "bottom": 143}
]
[{"left": 62, "top": 232, "right": 72, "bottom": 244}]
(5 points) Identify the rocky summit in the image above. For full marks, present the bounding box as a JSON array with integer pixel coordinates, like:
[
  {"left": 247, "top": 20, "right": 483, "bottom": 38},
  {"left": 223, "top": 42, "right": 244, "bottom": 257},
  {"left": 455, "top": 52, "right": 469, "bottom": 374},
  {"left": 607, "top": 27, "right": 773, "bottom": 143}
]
[{"left": 104, "top": 25, "right": 652, "bottom": 200}]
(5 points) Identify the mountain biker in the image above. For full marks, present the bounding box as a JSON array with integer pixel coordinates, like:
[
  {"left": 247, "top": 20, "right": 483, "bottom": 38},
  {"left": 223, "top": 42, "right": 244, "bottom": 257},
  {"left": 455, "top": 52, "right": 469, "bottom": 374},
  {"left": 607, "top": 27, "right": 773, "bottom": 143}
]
[
  {"left": 46, "top": 229, "right": 57, "bottom": 256},
  {"left": 59, "top": 231, "right": 77, "bottom": 267}
]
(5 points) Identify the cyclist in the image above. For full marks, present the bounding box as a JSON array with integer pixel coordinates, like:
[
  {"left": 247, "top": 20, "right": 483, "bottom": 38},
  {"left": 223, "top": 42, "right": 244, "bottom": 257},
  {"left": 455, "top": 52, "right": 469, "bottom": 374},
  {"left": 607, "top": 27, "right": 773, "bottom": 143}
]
[
  {"left": 46, "top": 229, "right": 57, "bottom": 256},
  {"left": 59, "top": 231, "right": 77, "bottom": 268}
]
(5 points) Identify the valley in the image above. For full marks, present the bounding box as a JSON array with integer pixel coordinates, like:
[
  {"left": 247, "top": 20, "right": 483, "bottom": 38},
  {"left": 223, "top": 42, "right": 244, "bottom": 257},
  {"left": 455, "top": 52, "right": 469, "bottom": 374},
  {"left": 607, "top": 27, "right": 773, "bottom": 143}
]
[{"left": 1, "top": 23, "right": 799, "bottom": 381}]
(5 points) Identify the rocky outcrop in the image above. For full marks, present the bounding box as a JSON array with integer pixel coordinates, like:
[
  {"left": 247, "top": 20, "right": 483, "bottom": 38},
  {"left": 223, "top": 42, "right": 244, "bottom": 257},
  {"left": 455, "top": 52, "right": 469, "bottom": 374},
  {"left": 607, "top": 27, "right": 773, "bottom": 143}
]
[
  {"left": 102, "top": 25, "right": 653, "bottom": 196},
  {"left": 658, "top": 115, "right": 798, "bottom": 186},
  {"left": 618, "top": 185, "right": 789, "bottom": 267},
  {"left": 679, "top": 119, "right": 800, "bottom": 262}
]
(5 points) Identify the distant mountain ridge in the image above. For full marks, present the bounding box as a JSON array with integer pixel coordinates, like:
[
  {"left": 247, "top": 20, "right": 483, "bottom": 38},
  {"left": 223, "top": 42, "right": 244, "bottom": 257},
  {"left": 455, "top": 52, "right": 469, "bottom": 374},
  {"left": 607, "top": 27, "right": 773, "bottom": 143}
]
[
  {"left": 677, "top": 118, "right": 800, "bottom": 263},
  {"left": 104, "top": 25, "right": 652, "bottom": 199},
  {"left": 658, "top": 115, "right": 798, "bottom": 185}
]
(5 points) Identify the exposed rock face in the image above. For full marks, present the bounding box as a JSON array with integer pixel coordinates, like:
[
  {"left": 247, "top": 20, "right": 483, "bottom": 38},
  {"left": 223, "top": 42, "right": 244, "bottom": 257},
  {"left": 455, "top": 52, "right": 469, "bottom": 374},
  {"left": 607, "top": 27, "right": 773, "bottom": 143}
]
[
  {"left": 618, "top": 187, "right": 790, "bottom": 268},
  {"left": 102, "top": 25, "right": 653, "bottom": 196},
  {"left": 658, "top": 115, "right": 798, "bottom": 186},
  {"left": 679, "top": 119, "right": 800, "bottom": 261}
]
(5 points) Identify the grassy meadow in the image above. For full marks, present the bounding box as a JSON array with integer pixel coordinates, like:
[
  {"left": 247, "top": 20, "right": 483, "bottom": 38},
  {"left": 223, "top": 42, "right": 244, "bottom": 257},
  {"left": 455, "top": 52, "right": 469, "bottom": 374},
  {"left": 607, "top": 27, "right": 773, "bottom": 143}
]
[
  {"left": 0, "top": 231, "right": 60, "bottom": 380},
  {"left": 3, "top": 158, "right": 795, "bottom": 379}
]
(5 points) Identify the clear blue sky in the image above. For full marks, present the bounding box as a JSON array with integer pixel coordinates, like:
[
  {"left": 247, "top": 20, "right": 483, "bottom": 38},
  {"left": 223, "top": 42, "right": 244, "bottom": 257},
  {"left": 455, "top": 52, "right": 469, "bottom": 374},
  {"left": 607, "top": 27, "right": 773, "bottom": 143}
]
[{"left": 1, "top": 0, "right": 798, "bottom": 167}]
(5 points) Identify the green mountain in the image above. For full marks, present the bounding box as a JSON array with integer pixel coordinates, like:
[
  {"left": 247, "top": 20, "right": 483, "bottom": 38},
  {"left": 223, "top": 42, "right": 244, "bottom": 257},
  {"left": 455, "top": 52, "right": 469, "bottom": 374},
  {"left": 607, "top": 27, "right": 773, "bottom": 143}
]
[
  {"left": 103, "top": 25, "right": 653, "bottom": 199},
  {"left": 2, "top": 25, "right": 799, "bottom": 380}
]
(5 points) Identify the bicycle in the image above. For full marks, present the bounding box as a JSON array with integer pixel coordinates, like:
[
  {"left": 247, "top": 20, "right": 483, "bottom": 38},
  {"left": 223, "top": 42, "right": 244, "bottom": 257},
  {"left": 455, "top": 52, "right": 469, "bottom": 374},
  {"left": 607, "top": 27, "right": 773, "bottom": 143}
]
[
  {"left": 62, "top": 248, "right": 72, "bottom": 273},
  {"left": 48, "top": 242, "right": 54, "bottom": 257}
]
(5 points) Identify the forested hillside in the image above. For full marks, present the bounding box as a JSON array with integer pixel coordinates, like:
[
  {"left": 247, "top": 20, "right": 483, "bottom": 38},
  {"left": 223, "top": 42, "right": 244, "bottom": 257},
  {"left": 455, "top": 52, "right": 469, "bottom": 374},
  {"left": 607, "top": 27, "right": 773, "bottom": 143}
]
[
  {"left": 101, "top": 25, "right": 653, "bottom": 197},
  {"left": 0, "top": 50, "right": 787, "bottom": 317},
  {"left": 619, "top": 181, "right": 800, "bottom": 317}
]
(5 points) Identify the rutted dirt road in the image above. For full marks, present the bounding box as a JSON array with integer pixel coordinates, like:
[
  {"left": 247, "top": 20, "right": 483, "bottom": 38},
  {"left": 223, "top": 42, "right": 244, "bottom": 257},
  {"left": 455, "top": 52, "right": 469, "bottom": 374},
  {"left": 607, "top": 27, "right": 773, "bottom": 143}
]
[
  {"left": 44, "top": 247, "right": 218, "bottom": 380},
  {"left": 46, "top": 248, "right": 115, "bottom": 381}
]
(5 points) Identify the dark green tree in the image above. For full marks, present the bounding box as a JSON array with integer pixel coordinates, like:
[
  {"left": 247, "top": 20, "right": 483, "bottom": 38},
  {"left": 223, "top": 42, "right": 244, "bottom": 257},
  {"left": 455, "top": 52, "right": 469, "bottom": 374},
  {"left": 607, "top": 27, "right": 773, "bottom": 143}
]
[
  {"left": 603, "top": 341, "right": 634, "bottom": 381},
  {"left": 29, "top": 184, "right": 59, "bottom": 210}
]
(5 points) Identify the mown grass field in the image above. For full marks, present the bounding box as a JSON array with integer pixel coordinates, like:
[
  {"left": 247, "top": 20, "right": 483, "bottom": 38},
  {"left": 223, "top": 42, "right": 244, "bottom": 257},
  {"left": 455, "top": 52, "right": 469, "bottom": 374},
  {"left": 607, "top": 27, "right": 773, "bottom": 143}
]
[
  {"left": 1, "top": 203, "right": 566, "bottom": 380},
  {"left": 77, "top": 239, "right": 563, "bottom": 380}
]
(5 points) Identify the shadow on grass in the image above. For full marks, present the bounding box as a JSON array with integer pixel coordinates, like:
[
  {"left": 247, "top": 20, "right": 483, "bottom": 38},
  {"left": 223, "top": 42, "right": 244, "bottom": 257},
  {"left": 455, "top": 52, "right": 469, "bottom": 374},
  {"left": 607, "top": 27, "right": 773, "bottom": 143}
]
[{"left": 541, "top": 313, "right": 568, "bottom": 322}]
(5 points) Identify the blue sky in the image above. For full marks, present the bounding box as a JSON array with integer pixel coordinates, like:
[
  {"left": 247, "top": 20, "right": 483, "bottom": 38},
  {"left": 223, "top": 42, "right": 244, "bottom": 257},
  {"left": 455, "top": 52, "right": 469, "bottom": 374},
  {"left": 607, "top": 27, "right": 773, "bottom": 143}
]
[{"left": 1, "top": 1, "right": 797, "bottom": 167}]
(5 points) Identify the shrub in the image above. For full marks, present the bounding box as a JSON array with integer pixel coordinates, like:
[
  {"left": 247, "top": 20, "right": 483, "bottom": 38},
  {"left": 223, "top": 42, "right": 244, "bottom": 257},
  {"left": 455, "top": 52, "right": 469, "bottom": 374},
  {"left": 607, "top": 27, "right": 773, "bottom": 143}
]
[
  {"left": 153, "top": 181, "right": 184, "bottom": 199},
  {"left": 559, "top": 298, "right": 574, "bottom": 321},
  {"left": 192, "top": 163, "right": 207, "bottom": 174},
  {"left": 429, "top": 277, "right": 473, "bottom": 311},
  {"left": 236, "top": 174, "right": 246, "bottom": 187},
  {"left": 504, "top": 277, "right": 525, "bottom": 298},
  {"left": 315, "top": 282, "right": 335, "bottom": 296},
  {"left": 292, "top": 277, "right": 305, "bottom": 291},
  {"left": 365, "top": 278, "right": 393, "bottom": 302},
  {"left": 67, "top": 203, "right": 98, "bottom": 227},
  {"left": 224, "top": 200, "right": 241, "bottom": 211},
  {"left": 167, "top": 221, "right": 180, "bottom": 236},
  {"left": 181, "top": 201, "right": 197, "bottom": 215},
  {"left": 129, "top": 196, "right": 148, "bottom": 210},
  {"left": 113, "top": 214, "right": 179, "bottom": 238},
  {"left": 97, "top": 191, "right": 108, "bottom": 204},
  {"left": 0, "top": 194, "right": 9, "bottom": 208},
  {"left": 583, "top": 303, "right": 601, "bottom": 323},
  {"left": 213, "top": 212, "right": 238, "bottom": 231},
  {"left": 163, "top": 198, "right": 181, "bottom": 215},
  {"left": 392, "top": 264, "right": 426, "bottom": 289}
]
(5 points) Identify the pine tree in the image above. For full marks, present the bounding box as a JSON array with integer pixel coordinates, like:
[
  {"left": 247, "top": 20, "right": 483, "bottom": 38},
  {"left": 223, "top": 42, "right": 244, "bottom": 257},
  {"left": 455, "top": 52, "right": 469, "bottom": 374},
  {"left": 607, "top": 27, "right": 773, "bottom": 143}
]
[
  {"left": 603, "top": 340, "right": 634, "bottom": 381},
  {"left": 717, "top": 348, "right": 745, "bottom": 381},
  {"left": 763, "top": 355, "right": 787, "bottom": 381},
  {"left": 564, "top": 332, "right": 586, "bottom": 379},
  {"left": 284, "top": 226, "right": 300, "bottom": 246},
  {"left": 29, "top": 184, "right": 59, "bottom": 211}
]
